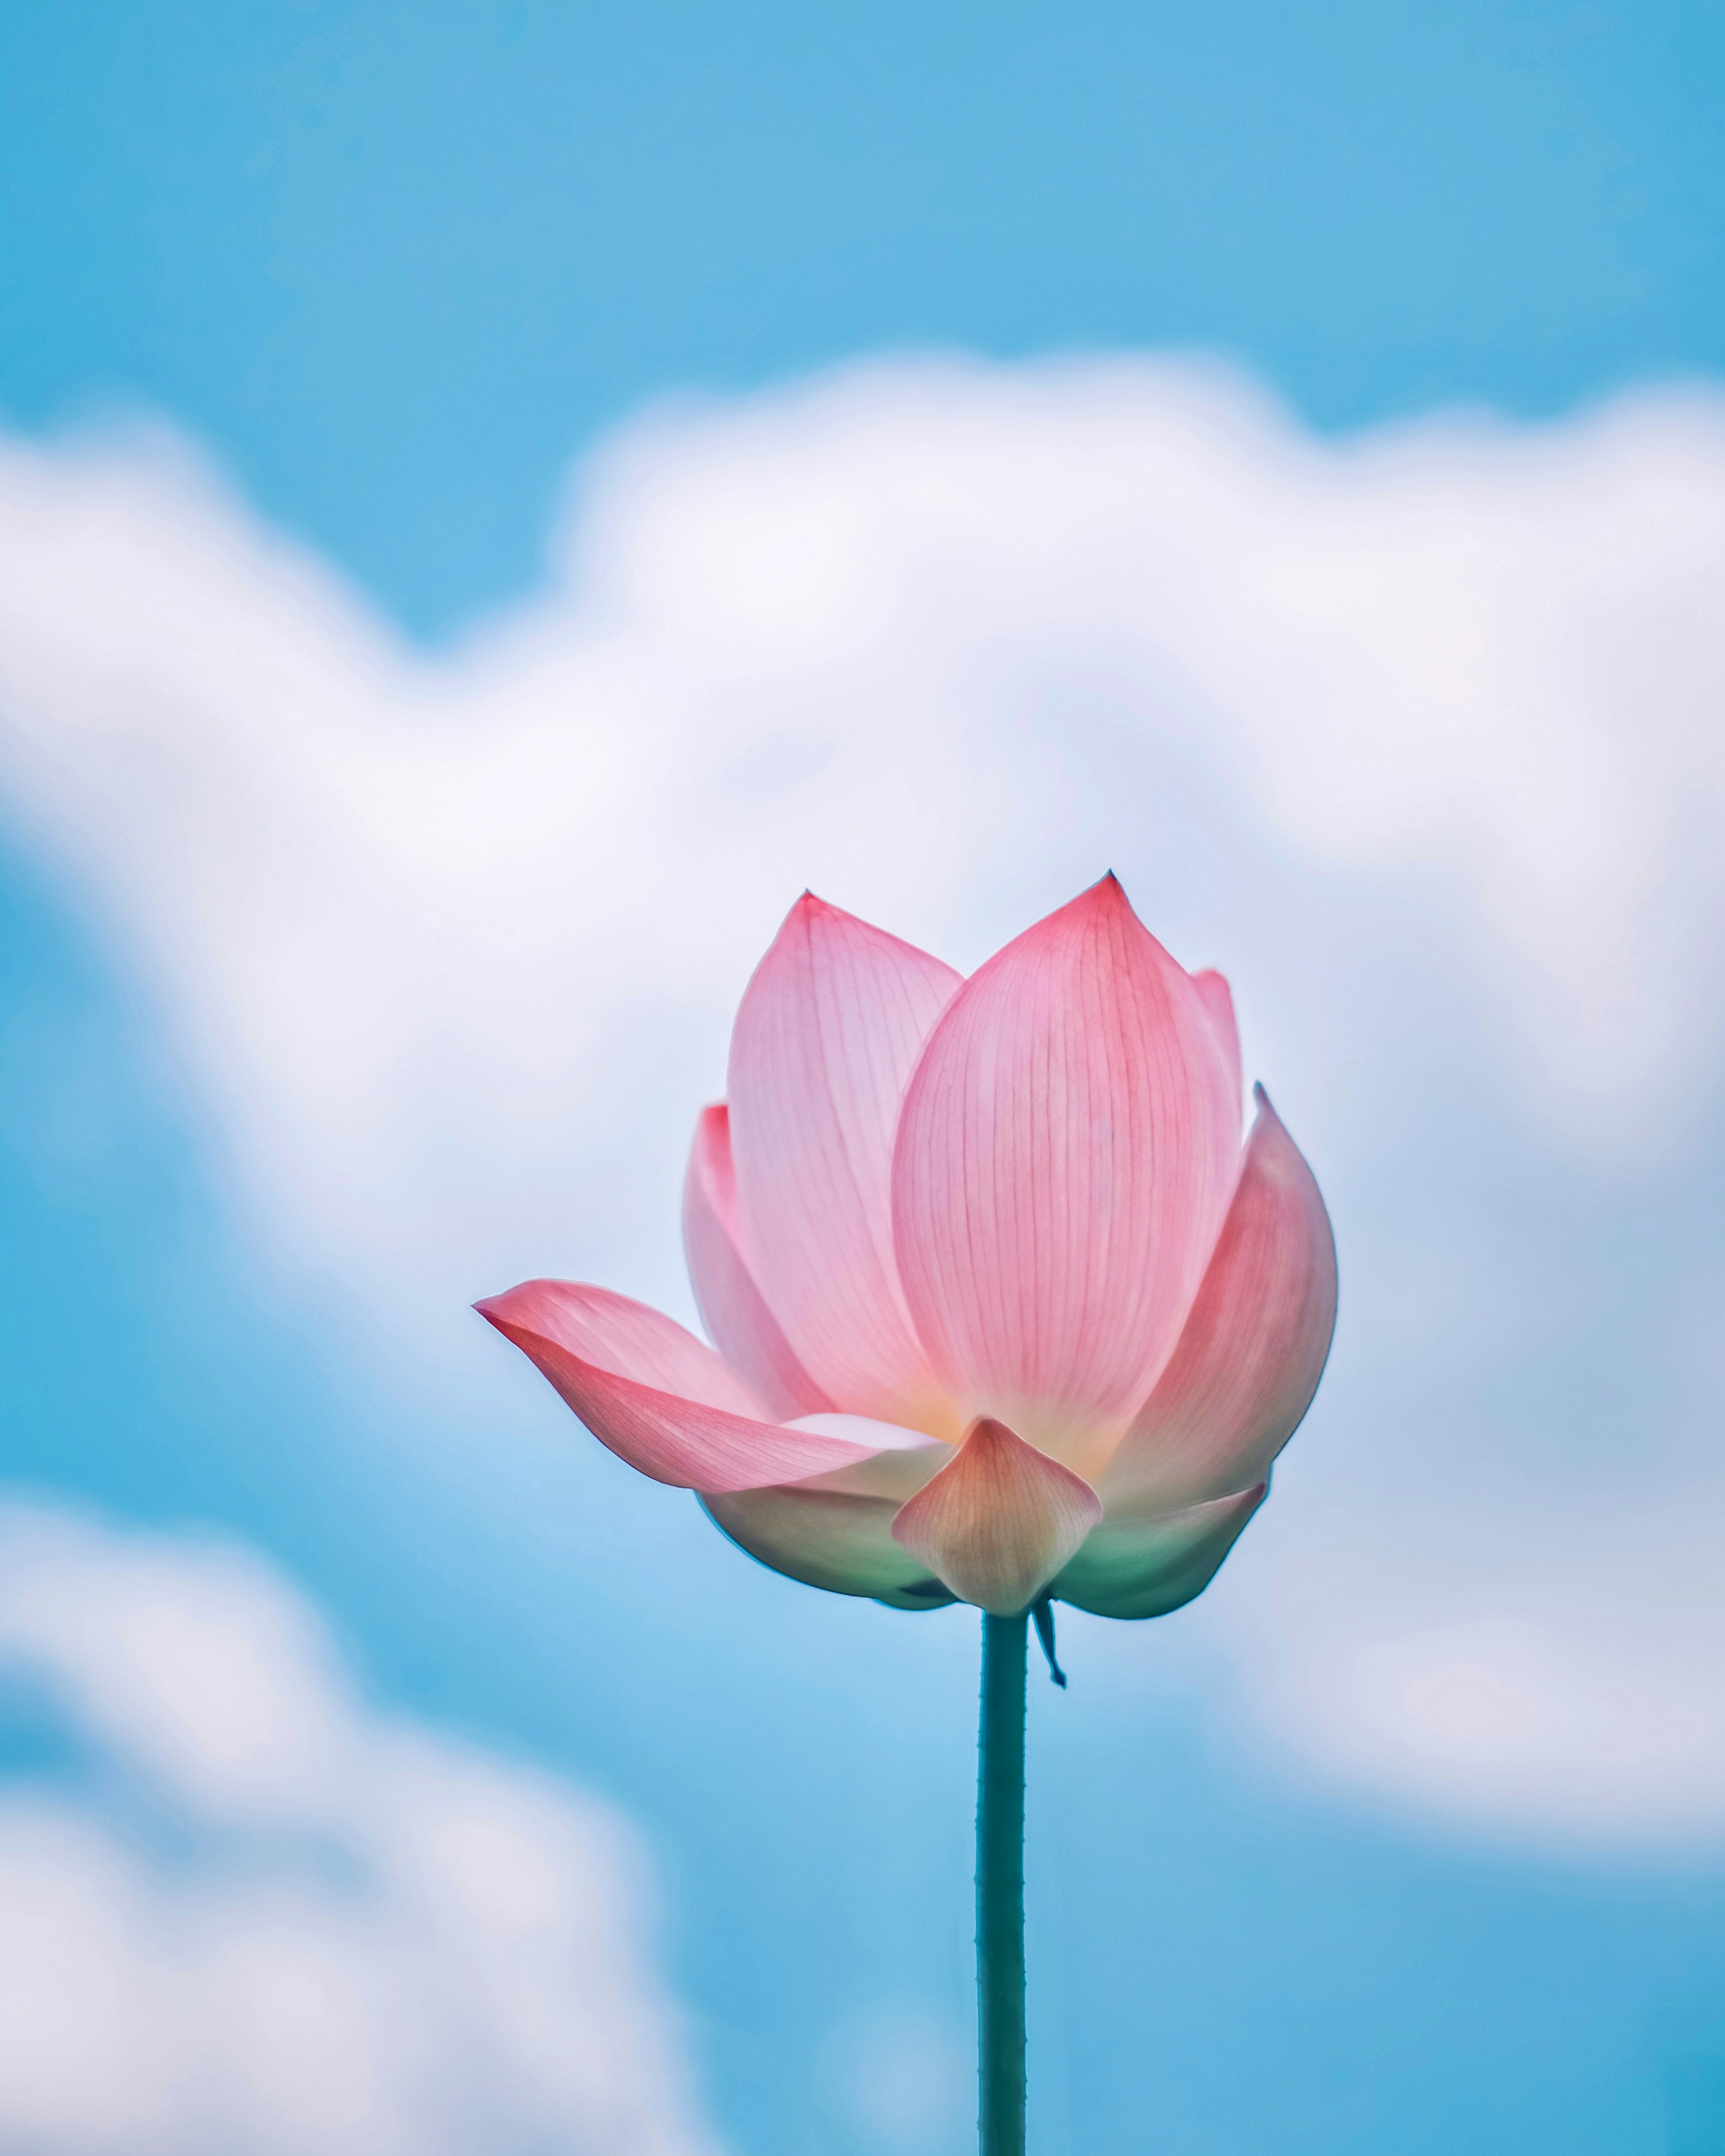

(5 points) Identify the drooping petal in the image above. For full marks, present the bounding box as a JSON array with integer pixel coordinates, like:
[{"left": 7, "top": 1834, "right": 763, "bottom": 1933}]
[
  {"left": 682, "top": 1105, "right": 833, "bottom": 1419},
  {"left": 702, "top": 1486, "right": 958, "bottom": 1610},
  {"left": 1097, "top": 1087, "right": 1336, "bottom": 1515},
  {"left": 727, "top": 893, "right": 963, "bottom": 1431},
  {"left": 1190, "top": 968, "right": 1242, "bottom": 1126},
  {"left": 890, "top": 1418, "right": 1103, "bottom": 1616},
  {"left": 1053, "top": 1482, "right": 1266, "bottom": 1620},
  {"left": 478, "top": 1278, "right": 767, "bottom": 1412},
  {"left": 891, "top": 874, "right": 1242, "bottom": 1460},
  {"left": 475, "top": 1281, "right": 883, "bottom": 1492}
]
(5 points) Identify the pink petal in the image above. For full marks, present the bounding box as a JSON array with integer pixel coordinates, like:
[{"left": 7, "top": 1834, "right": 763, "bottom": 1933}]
[
  {"left": 726, "top": 893, "right": 963, "bottom": 1431},
  {"left": 891, "top": 874, "right": 1243, "bottom": 1456},
  {"left": 1190, "top": 968, "right": 1242, "bottom": 1127},
  {"left": 682, "top": 1105, "right": 833, "bottom": 1419},
  {"left": 703, "top": 1485, "right": 958, "bottom": 1609},
  {"left": 890, "top": 1418, "right": 1104, "bottom": 1616},
  {"left": 475, "top": 1280, "right": 882, "bottom": 1492},
  {"left": 478, "top": 1278, "right": 767, "bottom": 1410},
  {"left": 1053, "top": 1483, "right": 1266, "bottom": 1620},
  {"left": 1098, "top": 1087, "right": 1336, "bottom": 1514},
  {"left": 783, "top": 1416, "right": 953, "bottom": 1501}
]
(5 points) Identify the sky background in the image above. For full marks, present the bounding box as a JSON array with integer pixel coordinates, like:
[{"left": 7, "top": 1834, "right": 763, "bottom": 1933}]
[{"left": 1, "top": 4, "right": 1724, "bottom": 2153}]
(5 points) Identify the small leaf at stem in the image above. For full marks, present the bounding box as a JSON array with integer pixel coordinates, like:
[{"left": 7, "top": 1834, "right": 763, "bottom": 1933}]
[{"left": 1031, "top": 1597, "right": 1067, "bottom": 1687}]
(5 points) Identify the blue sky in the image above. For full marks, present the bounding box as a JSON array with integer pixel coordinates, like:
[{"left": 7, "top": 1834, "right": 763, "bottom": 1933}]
[
  {"left": 2, "top": 5, "right": 1725, "bottom": 2153},
  {"left": 4, "top": 0, "right": 1721, "bottom": 631}
]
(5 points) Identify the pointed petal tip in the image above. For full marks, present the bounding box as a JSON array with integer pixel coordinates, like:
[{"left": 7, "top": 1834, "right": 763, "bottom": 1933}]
[
  {"left": 1097, "top": 1088, "right": 1335, "bottom": 1516},
  {"left": 1026, "top": 870, "right": 1163, "bottom": 950},
  {"left": 474, "top": 1278, "right": 877, "bottom": 1491},
  {"left": 891, "top": 870, "right": 1243, "bottom": 1434},
  {"left": 728, "top": 885, "right": 960, "bottom": 1422},
  {"left": 768, "top": 886, "right": 943, "bottom": 968},
  {"left": 786, "top": 887, "right": 842, "bottom": 930},
  {"left": 476, "top": 1278, "right": 606, "bottom": 1338},
  {"left": 1248, "top": 1082, "right": 1300, "bottom": 1140},
  {"left": 473, "top": 1284, "right": 530, "bottom": 1330},
  {"left": 763, "top": 889, "right": 833, "bottom": 951},
  {"left": 1015, "top": 873, "right": 1132, "bottom": 937},
  {"left": 1079, "top": 867, "right": 1130, "bottom": 914}
]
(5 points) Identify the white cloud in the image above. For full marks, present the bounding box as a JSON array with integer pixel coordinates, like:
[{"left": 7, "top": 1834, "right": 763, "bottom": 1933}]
[
  {"left": 0, "top": 1504, "right": 721, "bottom": 2156},
  {"left": 0, "top": 356, "right": 1722, "bottom": 1851},
  {"left": 1198, "top": 1494, "right": 1725, "bottom": 1852}
]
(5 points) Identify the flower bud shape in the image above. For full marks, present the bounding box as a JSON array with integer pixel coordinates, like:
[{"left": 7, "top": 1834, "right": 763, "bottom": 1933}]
[{"left": 478, "top": 875, "right": 1336, "bottom": 1620}]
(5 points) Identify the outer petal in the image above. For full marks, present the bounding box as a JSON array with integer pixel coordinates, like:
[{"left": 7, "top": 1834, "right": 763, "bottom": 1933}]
[
  {"left": 702, "top": 1487, "right": 958, "bottom": 1610},
  {"left": 1097, "top": 1087, "right": 1336, "bottom": 1515},
  {"left": 1053, "top": 1483, "right": 1266, "bottom": 1620},
  {"left": 1190, "top": 968, "right": 1242, "bottom": 1125},
  {"left": 682, "top": 1105, "right": 833, "bottom": 1419},
  {"left": 891, "top": 875, "right": 1242, "bottom": 1462},
  {"left": 727, "top": 894, "right": 963, "bottom": 1434},
  {"left": 476, "top": 1280, "right": 884, "bottom": 1492},
  {"left": 891, "top": 1418, "right": 1103, "bottom": 1617},
  {"left": 478, "top": 1278, "right": 768, "bottom": 1413}
]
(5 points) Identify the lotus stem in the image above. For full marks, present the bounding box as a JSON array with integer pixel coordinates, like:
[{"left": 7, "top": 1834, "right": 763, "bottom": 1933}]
[{"left": 977, "top": 1609, "right": 1028, "bottom": 2156}]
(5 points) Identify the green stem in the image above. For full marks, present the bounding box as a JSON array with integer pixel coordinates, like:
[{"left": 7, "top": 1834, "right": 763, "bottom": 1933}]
[{"left": 978, "top": 1610, "right": 1028, "bottom": 2156}]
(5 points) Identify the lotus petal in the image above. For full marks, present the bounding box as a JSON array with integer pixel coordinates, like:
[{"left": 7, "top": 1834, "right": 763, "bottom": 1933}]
[
  {"left": 1190, "top": 967, "right": 1242, "bottom": 1122},
  {"left": 683, "top": 1104, "right": 833, "bottom": 1418},
  {"left": 1053, "top": 1483, "right": 1267, "bottom": 1620},
  {"left": 727, "top": 894, "right": 962, "bottom": 1432},
  {"left": 1099, "top": 1087, "right": 1336, "bottom": 1513},
  {"left": 476, "top": 1281, "right": 885, "bottom": 1491},
  {"left": 891, "top": 1418, "right": 1103, "bottom": 1616},
  {"left": 702, "top": 1485, "right": 958, "bottom": 1609},
  {"left": 891, "top": 875, "right": 1241, "bottom": 1460}
]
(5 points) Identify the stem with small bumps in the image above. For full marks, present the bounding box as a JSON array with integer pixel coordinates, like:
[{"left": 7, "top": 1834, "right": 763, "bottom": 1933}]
[{"left": 977, "top": 1610, "right": 1028, "bottom": 2156}]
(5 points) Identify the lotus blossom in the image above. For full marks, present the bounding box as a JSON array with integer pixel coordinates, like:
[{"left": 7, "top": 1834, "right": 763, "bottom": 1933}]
[{"left": 478, "top": 876, "right": 1336, "bottom": 1620}]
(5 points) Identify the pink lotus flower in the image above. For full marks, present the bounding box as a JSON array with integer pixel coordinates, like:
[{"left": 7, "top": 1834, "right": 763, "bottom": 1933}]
[{"left": 478, "top": 876, "right": 1336, "bottom": 1620}]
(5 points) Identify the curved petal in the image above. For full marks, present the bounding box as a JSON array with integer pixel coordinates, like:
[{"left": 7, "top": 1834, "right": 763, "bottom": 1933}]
[
  {"left": 475, "top": 1281, "right": 881, "bottom": 1492},
  {"left": 702, "top": 1488, "right": 958, "bottom": 1610},
  {"left": 727, "top": 893, "right": 963, "bottom": 1432},
  {"left": 891, "top": 874, "right": 1242, "bottom": 1459},
  {"left": 891, "top": 1418, "right": 1103, "bottom": 1617},
  {"left": 1053, "top": 1482, "right": 1266, "bottom": 1620},
  {"left": 478, "top": 1278, "right": 769, "bottom": 1411},
  {"left": 1097, "top": 1087, "right": 1336, "bottom": 1515},
  {"left": 1190, "top": 968, "right": 1242, "bottom": 1126},
  {"left": 682, "top": 1105, "right": 833, "bottom": 1419}
]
